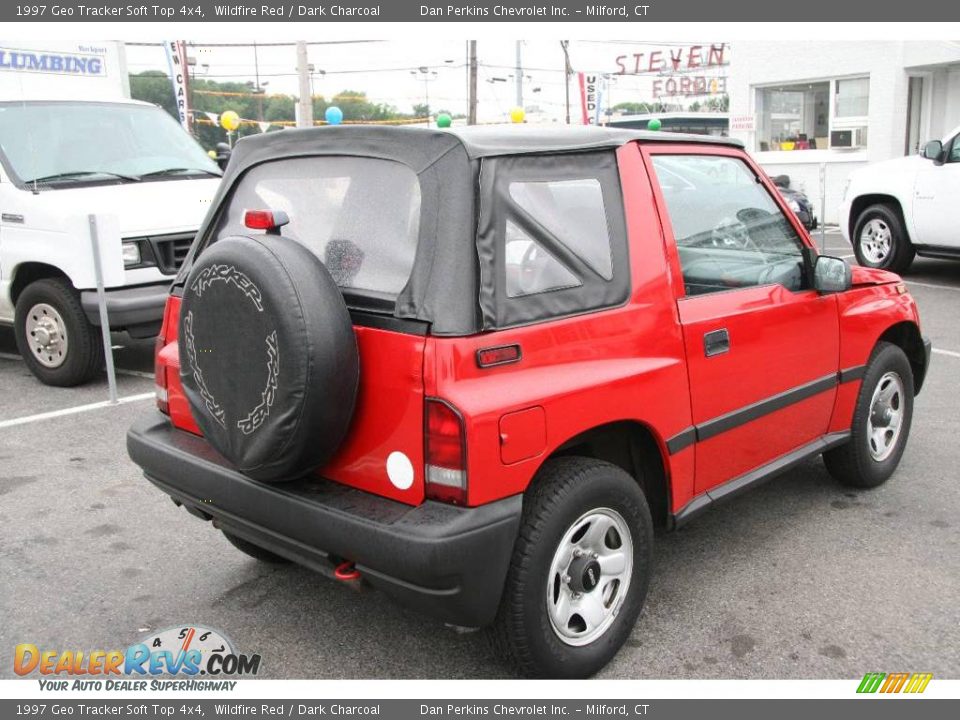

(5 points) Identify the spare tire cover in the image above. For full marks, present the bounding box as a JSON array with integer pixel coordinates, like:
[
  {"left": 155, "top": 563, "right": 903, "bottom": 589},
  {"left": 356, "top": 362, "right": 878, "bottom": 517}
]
[{"left": 179, "top": 234, "right": 359, "bottom": 481}]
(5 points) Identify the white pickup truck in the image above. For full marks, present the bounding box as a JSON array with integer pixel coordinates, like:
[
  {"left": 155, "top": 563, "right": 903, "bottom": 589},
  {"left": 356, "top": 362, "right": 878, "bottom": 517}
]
[
  {"left": 840, "top": 124, "right": 960, "bottom": 273},
  {"left": 0, "top": 97, "right": 221, "bottom": 386}
]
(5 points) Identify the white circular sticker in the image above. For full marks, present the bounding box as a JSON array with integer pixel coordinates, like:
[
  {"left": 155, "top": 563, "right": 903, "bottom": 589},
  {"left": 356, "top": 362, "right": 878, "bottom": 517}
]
[{"left": 386, "top": 451, "right": 414, "bottom": 490}]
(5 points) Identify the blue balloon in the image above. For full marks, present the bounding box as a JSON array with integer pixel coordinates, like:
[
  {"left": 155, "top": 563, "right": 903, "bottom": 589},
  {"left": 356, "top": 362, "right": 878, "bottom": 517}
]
[{"left": 325, "top": 106, "right": 343, "bottom": 126}]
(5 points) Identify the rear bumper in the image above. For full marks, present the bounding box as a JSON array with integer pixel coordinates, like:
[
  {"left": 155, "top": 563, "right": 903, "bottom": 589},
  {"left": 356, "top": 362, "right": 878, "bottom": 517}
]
[
  {"left": 127, "top": 413, "right": 521, "bottom": 628},
  {"left": 81, "top": 283, "right": 169, "bottom": 337}
]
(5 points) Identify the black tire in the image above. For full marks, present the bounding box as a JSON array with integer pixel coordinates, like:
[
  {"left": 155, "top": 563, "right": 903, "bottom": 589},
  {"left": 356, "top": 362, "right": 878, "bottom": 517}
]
[
  {"left": 13, "top": 278, "right": 104, "bottom": 387},
  {"left": 488, "top": 457, "right": 653, "bottom": 678},
  {"left": 824, "top": 342, "right": 914, "bottom": 488},
  {"left": 852, "top": 203, "right": 915, "bottom": 273},
  {"left": 179, "top": 235, "right": 359, "bottom": 482},
  {"left": 222, "top": 531, "right": 291, "bottom": 564}
]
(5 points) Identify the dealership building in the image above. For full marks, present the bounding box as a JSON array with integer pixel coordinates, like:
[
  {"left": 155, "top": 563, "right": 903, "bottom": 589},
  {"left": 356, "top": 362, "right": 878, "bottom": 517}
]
[{"left": 726, "top": 41, "right": 960, "bottom": 224}]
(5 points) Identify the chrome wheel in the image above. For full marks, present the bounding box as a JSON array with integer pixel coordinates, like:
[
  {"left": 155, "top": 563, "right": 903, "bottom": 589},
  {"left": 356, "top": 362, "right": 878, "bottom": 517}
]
[
  {"left": 546, "top": 508, "right": 633, "bottom": 647},
  {"left": 25, "top": 302, "right": 69, "bottom": 369},
  {"left": 867, "top": 371, "right": 904, "bottom": 462},
  {"left": 859, "top": 218, "right": 893, "bottom": 264}
]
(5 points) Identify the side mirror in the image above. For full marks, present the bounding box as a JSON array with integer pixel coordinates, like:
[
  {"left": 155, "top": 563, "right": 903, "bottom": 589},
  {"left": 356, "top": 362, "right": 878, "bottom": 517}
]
[
  {"left": 814, "top": 255, "right": 852, "bottom": 294},
  {"left": 922, "top": 140, "right": 943, "bottom": 162}
]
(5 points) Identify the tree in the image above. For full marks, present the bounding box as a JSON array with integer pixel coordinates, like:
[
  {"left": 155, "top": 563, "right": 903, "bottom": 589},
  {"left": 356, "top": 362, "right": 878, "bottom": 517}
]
[
  {"left": 129, "top": 72, "right": 420, "bottom": 150},
  {"left": 611, "top": 101, "right": 669, "bottom": 115}
]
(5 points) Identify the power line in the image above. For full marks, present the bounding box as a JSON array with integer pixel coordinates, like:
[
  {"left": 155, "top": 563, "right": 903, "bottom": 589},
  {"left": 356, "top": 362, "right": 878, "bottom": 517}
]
[{"left": 125, "top": 40, "right": 383, "bottom": 48}]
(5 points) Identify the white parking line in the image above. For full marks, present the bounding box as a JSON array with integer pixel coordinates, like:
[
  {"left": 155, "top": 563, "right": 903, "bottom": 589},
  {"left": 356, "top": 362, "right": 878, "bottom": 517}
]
[
  {"left": 933, "top": 348, "right": 960, "bottom": 359},
  {"left": 906, "top": 280, "right": 960, "bottom": 292},
  {"left": 0, "top": 392, "right": 155, "bottom": 430}
]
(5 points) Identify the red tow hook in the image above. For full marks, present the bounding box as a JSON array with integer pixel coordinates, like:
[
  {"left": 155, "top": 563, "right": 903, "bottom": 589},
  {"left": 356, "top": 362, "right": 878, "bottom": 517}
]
[{"left": 334, "top": 561, "right": 361, "bottom": 581}]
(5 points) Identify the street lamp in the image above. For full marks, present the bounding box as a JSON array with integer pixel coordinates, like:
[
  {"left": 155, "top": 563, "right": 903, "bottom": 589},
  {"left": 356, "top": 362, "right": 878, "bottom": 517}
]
[
  {"left": 411, "top": 66, "right": 439, "bottom": 124},
  {"left": 307, "top": 64, "right": 326, "bottom": 99}
]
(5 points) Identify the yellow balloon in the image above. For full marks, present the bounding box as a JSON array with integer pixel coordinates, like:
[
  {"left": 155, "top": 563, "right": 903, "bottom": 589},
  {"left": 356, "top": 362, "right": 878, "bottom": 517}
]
[
  {"left": 220, "top": 110, "right": 240, "bottom": 132},
  {"left": 509, "top": 106, "right": 525, "bottom": 124}
]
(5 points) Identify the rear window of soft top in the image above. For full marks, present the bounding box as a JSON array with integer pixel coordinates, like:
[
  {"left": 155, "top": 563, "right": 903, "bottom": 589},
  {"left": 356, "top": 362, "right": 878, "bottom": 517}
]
[{"left": 215, "top": 155, "right": 421, "bottom": 300}]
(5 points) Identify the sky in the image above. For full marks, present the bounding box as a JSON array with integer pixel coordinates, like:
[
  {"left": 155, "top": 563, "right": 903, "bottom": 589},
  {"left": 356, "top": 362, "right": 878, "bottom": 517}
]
[{"left": 124, "top": 39, "right": 729, "bottom": 124}]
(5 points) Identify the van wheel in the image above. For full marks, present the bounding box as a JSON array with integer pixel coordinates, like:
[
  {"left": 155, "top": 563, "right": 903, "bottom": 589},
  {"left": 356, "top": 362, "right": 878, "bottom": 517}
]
[
  {"left": 824, "top": 342, "right": 914, "bottom": 488},
  {"left": 14, "top": 278, "right": 104, "bottom": 387},
  {"left": 488, "top": 457, "right": 653, "bottom": 678},
  {"left": 222, "top": 531, "right": 291, "bottom": 564},
  {"left": 852, "top": 204, "right": 915, "bottom": 273}
]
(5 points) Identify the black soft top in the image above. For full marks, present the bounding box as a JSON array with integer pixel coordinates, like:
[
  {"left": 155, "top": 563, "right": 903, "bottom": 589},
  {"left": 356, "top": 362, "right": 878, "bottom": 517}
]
[
  {"left": 447, "top": 124, "right": 743, "bottom": 157},
  {"left": 183, "top": 125, "right": 742, "bottom": 336}
]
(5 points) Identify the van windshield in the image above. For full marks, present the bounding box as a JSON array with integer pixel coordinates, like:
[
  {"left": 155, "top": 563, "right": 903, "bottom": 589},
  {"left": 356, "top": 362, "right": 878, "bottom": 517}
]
[{"left": 0, "top": 101, "right": 220, "bottom": 186}]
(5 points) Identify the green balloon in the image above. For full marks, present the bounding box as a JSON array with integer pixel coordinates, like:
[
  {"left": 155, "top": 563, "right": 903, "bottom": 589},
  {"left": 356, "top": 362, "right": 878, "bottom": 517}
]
[
  {"left": 437, "top": 113, "right": 452, "bottom": 129},
  {"left": 647, "top": 118, "right": 662, "bottom": 131}
]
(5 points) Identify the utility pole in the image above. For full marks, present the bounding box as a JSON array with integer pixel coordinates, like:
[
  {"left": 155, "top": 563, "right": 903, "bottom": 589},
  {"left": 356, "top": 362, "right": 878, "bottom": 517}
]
[
  {"left": 468, "top": 40, "right": 478, "bottom": 125},
  {"left": 560, "top": 40, "right": 572, "bottom": 125},
  {"left": 515, "top": 41, "right": 523, "bottom": 109},
  {"left": 296, "top": 41, "right": 313, "bottom": 128},
  {"left": 253, "top": 41, "right": 263, "bottom": 121}
]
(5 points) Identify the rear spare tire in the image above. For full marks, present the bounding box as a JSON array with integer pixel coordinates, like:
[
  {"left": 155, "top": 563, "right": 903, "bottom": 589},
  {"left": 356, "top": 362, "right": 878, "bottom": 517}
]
[{"left": 179, "top": 235, "right": 359, "bottom": 481}]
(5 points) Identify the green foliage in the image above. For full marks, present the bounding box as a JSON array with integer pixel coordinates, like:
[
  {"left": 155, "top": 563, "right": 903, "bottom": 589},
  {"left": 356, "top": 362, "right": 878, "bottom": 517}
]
[
  {"left": 129, "top": 72, "right": 419, "bottom": 151},
  {"left": 611, "top": 101, "right": 670, "bottom": 115}
]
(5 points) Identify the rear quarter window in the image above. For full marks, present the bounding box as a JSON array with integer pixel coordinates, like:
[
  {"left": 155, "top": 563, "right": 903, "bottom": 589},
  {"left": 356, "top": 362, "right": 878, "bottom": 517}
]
[
  {"left": 216, "top": 156, "right": 421, "bottom": 298},
  {"left": 477, "top": 150, "right": 630, "bottom": 329}
]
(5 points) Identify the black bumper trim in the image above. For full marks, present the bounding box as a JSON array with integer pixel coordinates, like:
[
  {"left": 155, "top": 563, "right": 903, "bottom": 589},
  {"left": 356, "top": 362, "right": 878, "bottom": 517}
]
[
  {"left": 672, "top": 430, "right": 851, "bottom": 528},
  {"left": 81, "top": 283, "right": 169, "bottom": 333},
  {"left": 127, "top": 413, "right": 521, "bottom": 628},
  {"left": 918, "top": 335, "right": 932, "bottom": 394}
]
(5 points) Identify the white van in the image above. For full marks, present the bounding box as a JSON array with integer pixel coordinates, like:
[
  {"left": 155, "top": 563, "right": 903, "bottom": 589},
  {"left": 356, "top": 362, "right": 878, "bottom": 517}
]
[{"left": 0, "top": 43, "right": 221, "bottom": 386}]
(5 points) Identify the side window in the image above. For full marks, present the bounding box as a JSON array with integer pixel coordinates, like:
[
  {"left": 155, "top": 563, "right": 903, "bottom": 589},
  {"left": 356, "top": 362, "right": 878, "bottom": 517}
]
[
  {"left": 504, "top": 220, "right": 581, "bottom": 298},
  {"left": 509, "top": 179, "right": 613, "bottom": 280},
  {"left": 477, "top": 151, "right": 630, "bottom": 329},
  {"left": 651, "top": 155, "right": 808, "bottom": 297},
  {"left": 948, "top": 136, "right": 960, "bottom": 163}
]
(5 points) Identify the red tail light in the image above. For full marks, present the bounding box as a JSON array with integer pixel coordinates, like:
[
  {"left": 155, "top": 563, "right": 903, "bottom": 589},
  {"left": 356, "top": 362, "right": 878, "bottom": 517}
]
[
  {"left": 425, "top": 399, "right": 467, "bottom": 505},
  {"left": 155, "top": 338, "right": 169, "bottom": 414},
  {"left": 154, "top": 298, "right": 174, "bottom": 414}
]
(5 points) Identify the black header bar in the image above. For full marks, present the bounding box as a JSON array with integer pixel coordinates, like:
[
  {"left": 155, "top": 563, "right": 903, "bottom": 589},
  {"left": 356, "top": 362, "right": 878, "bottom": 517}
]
[{"left": 4, "top": 0, "right": 959, "bottom": 22}]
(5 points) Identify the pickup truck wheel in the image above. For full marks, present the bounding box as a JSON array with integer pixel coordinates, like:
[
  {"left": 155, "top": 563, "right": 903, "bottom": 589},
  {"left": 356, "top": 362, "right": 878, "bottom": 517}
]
[
  {"left": 489, "top": 457, "right": 653, "bottom": 678},
  {"left": 853, "top": 204, "right": 915, "bottom": 273},
  {"left": 14, "top": 278, "right": 104, "bottom": 387},
  {"left": 222, "top": 531, "right": 291, "bottom": 564},
  {"left": 824, "top": 342, "right": 914, "bottom": 488}
]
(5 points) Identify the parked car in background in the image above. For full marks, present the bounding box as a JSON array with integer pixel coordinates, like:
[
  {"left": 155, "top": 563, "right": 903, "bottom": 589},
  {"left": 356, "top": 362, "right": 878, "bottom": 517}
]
[
  {"left": 772, "top": 174, "right": 818, "bottom": 231},
  {"left": 840, "top": 124, "right": 960, "bottom": 273},
  {"left": 129, "top": 125, "right": 929, "bottom": 678},
  {"left": 0, "top": 97, "right": 222, "bottom": 386}
]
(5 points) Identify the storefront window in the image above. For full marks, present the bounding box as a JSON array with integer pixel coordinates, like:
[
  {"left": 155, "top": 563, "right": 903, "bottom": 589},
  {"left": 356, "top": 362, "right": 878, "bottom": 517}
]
[
  {"left": 756, "top": 82, "right": 829, "bottom": 151},
  {"left": 755, "top": 76, "right": 869, "bottom": 152},
  {"left": 835, "top": 77, "right": 869, "bottom": 118}
]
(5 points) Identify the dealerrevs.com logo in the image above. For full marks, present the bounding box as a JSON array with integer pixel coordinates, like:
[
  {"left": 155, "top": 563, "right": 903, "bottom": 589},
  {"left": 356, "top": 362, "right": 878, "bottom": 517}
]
[
  {"left": 15, "top": 626, "right": 260, "bottom": 691},
  {"left": 857, "top": 672, "right": 933, "bottom": 694}
]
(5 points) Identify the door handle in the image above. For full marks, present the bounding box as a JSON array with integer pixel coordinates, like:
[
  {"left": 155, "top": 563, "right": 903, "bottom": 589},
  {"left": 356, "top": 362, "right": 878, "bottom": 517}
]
[{"left": 704, "top": 328, "right": 730, "bottom": 357}]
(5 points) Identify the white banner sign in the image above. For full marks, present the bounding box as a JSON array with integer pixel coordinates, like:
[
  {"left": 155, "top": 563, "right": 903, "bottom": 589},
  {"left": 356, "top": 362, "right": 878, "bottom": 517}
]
[{"left": 163, "top": 40, "right": 191, "bottom": 131}]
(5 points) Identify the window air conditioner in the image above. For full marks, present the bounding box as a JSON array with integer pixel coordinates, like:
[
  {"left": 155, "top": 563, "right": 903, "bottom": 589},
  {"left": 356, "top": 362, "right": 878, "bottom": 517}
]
[{"left": 830, "top": 128, "right": 866, "bottom": 149}]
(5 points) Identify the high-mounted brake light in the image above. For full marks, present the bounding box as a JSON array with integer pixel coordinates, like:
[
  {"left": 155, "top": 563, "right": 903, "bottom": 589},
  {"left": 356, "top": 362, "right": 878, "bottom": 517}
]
[
  {"left": 425, "top": 399, "right": 467, "bottom": 505},
  {"left": 244, "top": 209, "right": 290, "bottom": 234}
]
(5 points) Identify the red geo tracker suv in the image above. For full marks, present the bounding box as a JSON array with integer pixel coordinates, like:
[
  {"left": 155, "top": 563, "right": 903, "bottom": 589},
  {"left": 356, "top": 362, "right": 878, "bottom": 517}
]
[{"left": 128, "top": 125, "right": 931, "bottom": 678}]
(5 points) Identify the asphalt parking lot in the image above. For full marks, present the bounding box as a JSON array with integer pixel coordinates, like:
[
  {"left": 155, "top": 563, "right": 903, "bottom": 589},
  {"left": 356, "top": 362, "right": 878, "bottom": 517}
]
[{"left": 1, "top": 228, "right": 958, "bottom": 679}]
